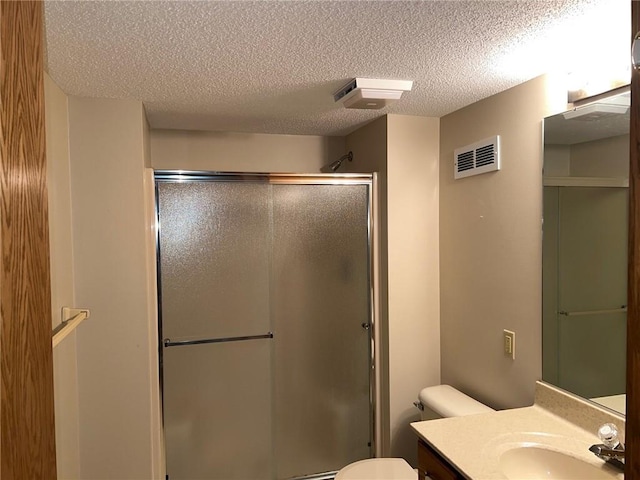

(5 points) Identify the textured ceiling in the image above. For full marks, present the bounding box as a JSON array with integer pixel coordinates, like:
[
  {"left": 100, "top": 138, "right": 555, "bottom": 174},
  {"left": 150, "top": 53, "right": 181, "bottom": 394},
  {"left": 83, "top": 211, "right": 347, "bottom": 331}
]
[{"left": 43, "top": 0, "right": 629, "bottom": 137}]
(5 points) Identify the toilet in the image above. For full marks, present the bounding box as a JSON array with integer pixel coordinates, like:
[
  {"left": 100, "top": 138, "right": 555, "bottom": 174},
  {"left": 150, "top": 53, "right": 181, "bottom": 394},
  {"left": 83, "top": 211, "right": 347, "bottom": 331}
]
[{"left": 334, "top": 385, "right": 494, "bottom": 480}]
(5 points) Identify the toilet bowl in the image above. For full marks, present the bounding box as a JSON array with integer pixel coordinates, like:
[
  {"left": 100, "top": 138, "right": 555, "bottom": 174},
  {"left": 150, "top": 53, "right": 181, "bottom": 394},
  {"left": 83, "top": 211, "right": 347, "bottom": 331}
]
[
  {"left": 334, "top": 458, "right": 417, "bottom": 480},
  {"left": 334, "top": 385, "right": 493, "bottom": 480}
]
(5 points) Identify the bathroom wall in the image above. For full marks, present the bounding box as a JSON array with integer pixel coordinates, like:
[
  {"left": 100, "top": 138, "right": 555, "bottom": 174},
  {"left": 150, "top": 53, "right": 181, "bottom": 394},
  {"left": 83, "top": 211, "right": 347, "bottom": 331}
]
[
  {"left": 387, "top": 115, "right": 440, "bottom": 462},
  {"left": 544, "top": 135, "right": 629, "bottom": 178},
  {"left": 570, "top": 134, "right": 629, "bottom": 177},
  {"left": 439, "top": 74, "right": 567, "bottom": 409},
  {"left": 150, "top": 128, "right": 345, "bottom": 171},
  {"left": 67, "top": 97, "right": 162, "bottom": 479},
  {"left": 45, "top": 72, "right": 81, "bottom": 479},
  {"left": 543, "top": 144, "right": 570, "bottom": 176},
  {"left": 346, "top": 114, "right": 441, "bottom": 465},
  {"left": 46, "top": 108, "right": 348, "bottom": 478},
  {"left": 143, "top": 120, "right": 165, "bottom": 477}
]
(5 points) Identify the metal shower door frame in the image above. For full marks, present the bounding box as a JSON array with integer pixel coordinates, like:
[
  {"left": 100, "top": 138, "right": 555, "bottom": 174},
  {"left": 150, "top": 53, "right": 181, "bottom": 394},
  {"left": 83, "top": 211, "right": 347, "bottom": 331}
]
[{"left": 153, "top": 170, "right": 379, "bottom": 466}]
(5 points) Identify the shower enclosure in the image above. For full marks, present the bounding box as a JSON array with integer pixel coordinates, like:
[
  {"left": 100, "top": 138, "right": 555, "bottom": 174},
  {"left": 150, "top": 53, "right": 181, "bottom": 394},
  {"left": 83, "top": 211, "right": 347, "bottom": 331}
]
[{"left": 155, "top": 172, "right": 375, "bottom": 480}]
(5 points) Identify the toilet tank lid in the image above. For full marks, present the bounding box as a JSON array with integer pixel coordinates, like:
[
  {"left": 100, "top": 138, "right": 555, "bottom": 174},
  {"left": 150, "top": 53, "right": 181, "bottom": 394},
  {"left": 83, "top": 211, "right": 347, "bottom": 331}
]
[{"left": 418, "top": 385, "right": 494, "bottom": 417}]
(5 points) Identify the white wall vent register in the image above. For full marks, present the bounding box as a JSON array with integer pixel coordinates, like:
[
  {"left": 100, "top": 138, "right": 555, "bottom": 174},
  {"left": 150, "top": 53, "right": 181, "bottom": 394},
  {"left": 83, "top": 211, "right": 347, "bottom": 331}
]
[{"left": 454, "top": 135, "right": 501, "bottom": 179}]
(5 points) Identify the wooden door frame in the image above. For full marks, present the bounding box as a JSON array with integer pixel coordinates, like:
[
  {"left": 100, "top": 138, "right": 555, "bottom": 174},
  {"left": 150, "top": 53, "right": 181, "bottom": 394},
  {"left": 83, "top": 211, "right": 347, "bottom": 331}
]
[{"left": 0, "top": 1, "right": 57, "bottom": 478}]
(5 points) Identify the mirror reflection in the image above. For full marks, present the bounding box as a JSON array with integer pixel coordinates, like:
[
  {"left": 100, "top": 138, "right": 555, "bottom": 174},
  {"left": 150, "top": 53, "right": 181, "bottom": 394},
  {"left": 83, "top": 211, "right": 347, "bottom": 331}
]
[{"left": 542, "top": 90, "right": 629, "bottom": 415}]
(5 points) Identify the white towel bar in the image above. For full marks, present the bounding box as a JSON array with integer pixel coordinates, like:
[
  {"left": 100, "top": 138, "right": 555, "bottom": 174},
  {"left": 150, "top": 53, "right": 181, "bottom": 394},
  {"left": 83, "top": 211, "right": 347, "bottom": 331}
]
[{"left": 52, "top": 307, "right": 91, "bottom": 348}]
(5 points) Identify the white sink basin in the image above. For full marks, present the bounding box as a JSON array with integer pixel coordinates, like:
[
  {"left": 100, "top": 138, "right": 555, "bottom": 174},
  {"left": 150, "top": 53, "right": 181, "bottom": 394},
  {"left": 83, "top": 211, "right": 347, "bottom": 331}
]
[{"left": 500, "top": 446, "right": 620, "bottom": 480}]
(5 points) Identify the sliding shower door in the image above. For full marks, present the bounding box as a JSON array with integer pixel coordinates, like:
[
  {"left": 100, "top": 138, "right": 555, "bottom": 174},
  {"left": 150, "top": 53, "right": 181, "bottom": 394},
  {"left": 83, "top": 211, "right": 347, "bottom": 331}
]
[
  {"left": 156, "top": 173, "right": 374, "bottom": 480},
  {"left": 543, "top": 185, "right": 628, "bottom": 398},
  {"left": 158, "top": 181, "right": 274, "bottom": 479},
  {"left": 271, "top": 184, "right": 371, "bottom": 479}
]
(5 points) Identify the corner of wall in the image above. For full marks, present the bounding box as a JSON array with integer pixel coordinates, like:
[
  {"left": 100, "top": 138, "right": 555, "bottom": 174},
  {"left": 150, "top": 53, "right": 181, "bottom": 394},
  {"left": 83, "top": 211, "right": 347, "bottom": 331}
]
[
  {"left": 67, "top": 97, "right": 159, "bottom": 479},
  {"left": 143, "top": 167, "right": 165, "bottom": 479},
  {"left": 44, "top": 72, "right": 75, "bottom": 327},
  {"left": 345, "top": 114, "right": 442, "bottom": 465},
  {"left": 141, "top": 109, "right": 164, "bottom": 478},
  {"left": 44, "top": 71, "right": 81, "bottom": 480},
  {"left": 142, "top": 107, "right": 152, "bottom": 169},
  {"left": 386, "top": 114, "right": 440, "bottom": 465},
  {"left": 345, "top": 115, "right": 390, "bottom": 455}
]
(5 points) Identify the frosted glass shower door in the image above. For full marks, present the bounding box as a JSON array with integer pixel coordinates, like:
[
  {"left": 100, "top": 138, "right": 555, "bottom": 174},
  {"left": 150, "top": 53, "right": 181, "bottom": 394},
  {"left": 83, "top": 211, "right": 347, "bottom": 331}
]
[
  {"left": 554, "top": 186, "right": 628, "bottom": 398},
  {"left": 157, "top": 181, "right": 274, "bottom": 480},
  {"left": 271, "top": 184, "right": 372, "bottom": 479},
  {"left": 157, "top": 175, "right": 374, "bottom": 480}
]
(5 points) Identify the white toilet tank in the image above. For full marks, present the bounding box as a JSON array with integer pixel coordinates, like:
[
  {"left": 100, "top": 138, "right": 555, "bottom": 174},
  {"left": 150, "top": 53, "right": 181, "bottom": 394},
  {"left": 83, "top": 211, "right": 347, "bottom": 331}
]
[{"left": 416, "top": 385, "right": 494, "bottom": 420}]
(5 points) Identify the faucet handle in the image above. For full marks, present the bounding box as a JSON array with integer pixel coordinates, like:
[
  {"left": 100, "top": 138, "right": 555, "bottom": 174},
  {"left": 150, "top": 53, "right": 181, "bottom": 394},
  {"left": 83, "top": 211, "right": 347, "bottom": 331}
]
[{"left": 598, "top": 423, "right": 621, "bottom": 449}]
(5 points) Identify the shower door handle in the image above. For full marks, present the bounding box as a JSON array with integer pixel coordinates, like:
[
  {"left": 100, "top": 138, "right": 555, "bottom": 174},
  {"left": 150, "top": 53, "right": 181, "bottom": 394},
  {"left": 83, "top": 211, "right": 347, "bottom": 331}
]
[{"left": 163, "top": 332, "right": 274, "bottom": 348}]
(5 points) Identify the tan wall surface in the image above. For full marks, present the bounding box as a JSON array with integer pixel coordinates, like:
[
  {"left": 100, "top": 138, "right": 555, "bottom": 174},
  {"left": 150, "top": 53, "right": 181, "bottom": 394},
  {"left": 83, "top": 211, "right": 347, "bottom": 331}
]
[
  {"left": 143, "top": 115, "right": 165, "bottom": 479},
  {"left": 570, "top": 134, "right": 629, "bottom": 177},
  {"left": 45, "top": 72, "right": 81, "bottom": 480},
  {"left": 345, "top": 117, "right": 389, "bottom": 456},
  {"left": 68, "top": 97, "right": 161, "bottom": 479},
  {"left": 439, "top": 75, "right": 567, "bottom": 409},
  {"left": 543, "top": 144, "right": 570, "bottom": 176},
  {"left": 386, "top": 115, "right": 440, "bottom": 465},
  {"left": 150, "top": 129, "right": 345, "bottom": 172}
]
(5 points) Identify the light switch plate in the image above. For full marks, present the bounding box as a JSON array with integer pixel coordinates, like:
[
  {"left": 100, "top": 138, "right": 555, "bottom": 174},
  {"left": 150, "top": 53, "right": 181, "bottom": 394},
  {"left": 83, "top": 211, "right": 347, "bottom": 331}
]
[{"left": 503, "top": 329, "right": 515, "bottom": 360}]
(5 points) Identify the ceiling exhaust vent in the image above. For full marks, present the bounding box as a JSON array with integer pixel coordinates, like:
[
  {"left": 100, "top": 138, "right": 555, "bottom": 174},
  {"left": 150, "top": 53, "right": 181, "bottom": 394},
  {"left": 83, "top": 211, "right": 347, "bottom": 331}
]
[
  {"left": 333, "top": 78, "right": 413, "bottom": 109},
  {"left": 453, "top": 135, "right": 500, "bottom": 180}
]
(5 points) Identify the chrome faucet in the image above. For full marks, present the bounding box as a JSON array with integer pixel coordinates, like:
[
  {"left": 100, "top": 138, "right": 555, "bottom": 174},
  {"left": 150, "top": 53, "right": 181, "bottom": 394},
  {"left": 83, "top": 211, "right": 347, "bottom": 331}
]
[{"left": 589, "top": 423, "right": 625, "bottom": 470}]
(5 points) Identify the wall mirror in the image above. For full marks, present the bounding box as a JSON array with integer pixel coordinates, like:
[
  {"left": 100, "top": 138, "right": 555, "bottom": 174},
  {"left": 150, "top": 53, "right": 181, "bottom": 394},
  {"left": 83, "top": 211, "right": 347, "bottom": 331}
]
[{"left": 542, "top": 89, "right": 630, "bottom": 415}]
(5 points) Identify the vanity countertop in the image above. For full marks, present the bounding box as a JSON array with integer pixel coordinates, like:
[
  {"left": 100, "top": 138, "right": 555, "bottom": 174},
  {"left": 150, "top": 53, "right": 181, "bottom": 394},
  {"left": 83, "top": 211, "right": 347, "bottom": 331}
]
[{"left": 410, "top": 382, "right": 625, "bottom": 480}]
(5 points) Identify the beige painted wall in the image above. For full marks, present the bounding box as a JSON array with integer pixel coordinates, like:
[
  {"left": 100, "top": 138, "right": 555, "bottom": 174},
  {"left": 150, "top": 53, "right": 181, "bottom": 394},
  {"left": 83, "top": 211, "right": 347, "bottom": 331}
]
[
  {"left": 45, "top": 72, "right": 81, "bottom": 480},
  {"left": 151, "top": 129, "right": 345, "bottom": 172},
  {"left": 67, "top": 97, "right": 162, "bottom": 479},
  {"left": 545, "top": 135, "right": 629, "bottom": 178},
  {"left": 346, "top": 115, "right": 440, "bottom": 466},
  {"left": 439, "top": 75, "right": 567, "bottom": 409},
  {"left": 387, "top": 115, "right": 440, "bottom": 464},
  {"left": 543, "top": 144, "right": 570, "bottom": 176},
  {"left": 143, "top": 139, "right": 165, "bottom": 479},
  {"left": 570, "top": 134, "right": 629, "bottom": 177}
]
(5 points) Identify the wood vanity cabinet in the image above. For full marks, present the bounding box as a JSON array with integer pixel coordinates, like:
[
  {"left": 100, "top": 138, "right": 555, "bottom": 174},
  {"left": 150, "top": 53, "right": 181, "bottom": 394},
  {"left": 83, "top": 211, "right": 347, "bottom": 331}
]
[{"left": 417, "top": 439, "right": 466, "bottom": 480}]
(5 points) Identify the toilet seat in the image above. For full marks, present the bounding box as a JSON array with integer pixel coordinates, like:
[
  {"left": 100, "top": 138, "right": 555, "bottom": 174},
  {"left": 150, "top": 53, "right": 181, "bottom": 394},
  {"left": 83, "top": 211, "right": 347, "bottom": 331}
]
[{"left": 335, "top": 458, "right": 417, "bottom": 480}]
